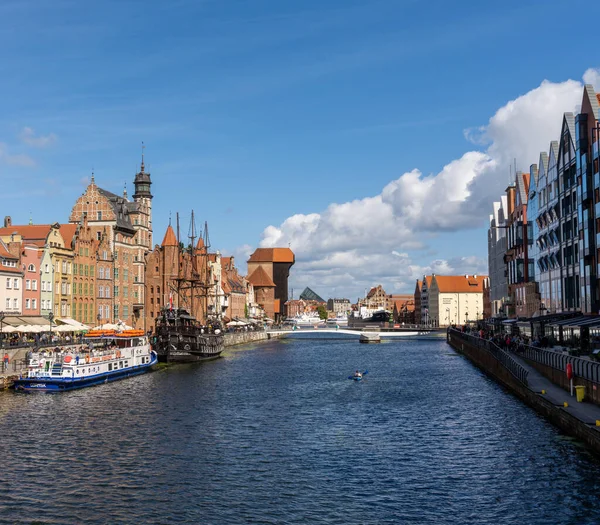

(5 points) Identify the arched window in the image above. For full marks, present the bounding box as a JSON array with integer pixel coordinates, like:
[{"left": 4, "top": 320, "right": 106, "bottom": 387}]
[
  {"left": 150, "top": 286, "right": 154, "bottom": 294},
  {"left": 28, "top": 264, "right": 35, "bottom": 272}
]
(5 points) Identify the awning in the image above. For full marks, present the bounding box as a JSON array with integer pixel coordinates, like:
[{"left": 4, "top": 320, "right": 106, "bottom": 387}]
[{"left": 56, "top": 318, "right": 91, "bottom": 330}]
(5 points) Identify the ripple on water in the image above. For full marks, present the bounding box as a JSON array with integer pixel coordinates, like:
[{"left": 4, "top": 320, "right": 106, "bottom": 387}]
[{"left": 2, "top": 338, "right": 600, "bottom": 524}]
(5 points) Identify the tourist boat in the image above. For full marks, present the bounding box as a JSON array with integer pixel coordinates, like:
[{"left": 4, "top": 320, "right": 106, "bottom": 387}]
[
  {"left": 326, "top": 315, "right": 348, "bottom": 327},
  {"left": 153, "top": 307, "right": 224, "bottom": 364},
  {"left": 13, "top": 329, "right": 157, "bottom": 392},
  {"left": 288, "top": 313, "right": 326, "bottom": 327}
]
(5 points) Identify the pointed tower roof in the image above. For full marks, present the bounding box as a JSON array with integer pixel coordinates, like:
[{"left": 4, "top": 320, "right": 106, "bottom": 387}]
[
  {"left": 247, "top": 266, "right": 276, "bottom": 287},
  {"left": 161, "top": 225, "right": 177, "bottom": 247},
  {"left": 196, "top": 236, "right": 205, "bottom": 250}
]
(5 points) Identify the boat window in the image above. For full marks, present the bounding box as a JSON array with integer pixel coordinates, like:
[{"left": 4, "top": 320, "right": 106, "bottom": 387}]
[
  {"left": 125, "top": 361, "right": 129, "bottom": 366},
  {"left": 108, "top": 363, "right": 112, "bottom": 371},
  {"left": 119, "top": 361, "right": 123, "bottom": 368}
]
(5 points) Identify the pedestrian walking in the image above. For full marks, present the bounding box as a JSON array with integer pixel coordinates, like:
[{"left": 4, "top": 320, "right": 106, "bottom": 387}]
[{"left": 3, "top": 352, "right": 9, "bottom": 371}]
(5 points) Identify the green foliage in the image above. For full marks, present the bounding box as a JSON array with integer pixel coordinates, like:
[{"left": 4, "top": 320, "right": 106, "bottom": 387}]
[{"left": 317, "top": 305, "right": 328, "bottom": 320}]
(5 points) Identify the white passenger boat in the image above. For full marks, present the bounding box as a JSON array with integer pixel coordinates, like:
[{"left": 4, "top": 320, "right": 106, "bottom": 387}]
[{"left": 13, "top": 329, "right": 157, "bottom": 392}]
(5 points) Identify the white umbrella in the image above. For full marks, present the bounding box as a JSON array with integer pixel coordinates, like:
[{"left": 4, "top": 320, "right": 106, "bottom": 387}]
[
  {"left": 1, "top": 325, "right": 18, "bottom": 333},
  {"left": 227, "top": 320, "right": 247, "bottom": 327}
]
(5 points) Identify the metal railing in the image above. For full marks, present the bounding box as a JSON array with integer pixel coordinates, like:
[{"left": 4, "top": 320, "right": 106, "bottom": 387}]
[
  {"left": 519, "top": 344, "right": 600, "bottom": 385},
  {"left": 449, "top": 329, "right": 529, "bottom": 386},
  {"left": 1, "top": 359, "right": 28, "bottom": 375}
]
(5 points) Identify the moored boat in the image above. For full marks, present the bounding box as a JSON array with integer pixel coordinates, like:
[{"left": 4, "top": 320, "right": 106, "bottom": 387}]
[{"left": 13, "top": 329, "right": 157, "bottom": 392}]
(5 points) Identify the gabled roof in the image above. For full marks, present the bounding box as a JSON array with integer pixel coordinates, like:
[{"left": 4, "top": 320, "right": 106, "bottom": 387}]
[
  {"left": 248, "top": 248, "right": 295, "bottom": 264},
  {"left": 516, "top": 172, "right": 529, "bottom": 207},
  {"left": 433, "top": 275, "right": 487, "bottom": 293},
  {"left": 161, "top": 225, "right": 177, "bottom": 247},
  {"left": 0, "top": 224, "right": 51, "bottom": 242},
  {"left": 59, "top": 223, "right": 78, "bottom": 247},
  {"left": 583, "top": 84, "right": 600, "bottom": 121},
  {"left": 247, "top": 266, "right": 276, "bottom": 287},
  {"left": 97, "top": 188, "right": 136, "bottom": 233},
  {"left": 538, "top": 151, "right": 548, "bottom": 181}
]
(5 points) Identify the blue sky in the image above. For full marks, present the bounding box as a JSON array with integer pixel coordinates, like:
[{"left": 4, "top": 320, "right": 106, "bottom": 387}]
[{"left": 1, "top": 0, "right": 600, "bottom": 299}]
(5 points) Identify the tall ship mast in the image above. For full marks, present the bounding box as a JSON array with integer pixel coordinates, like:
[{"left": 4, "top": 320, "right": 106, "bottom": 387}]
[{"left": 152, "top": 211, "right": 224, "bottom": 363}]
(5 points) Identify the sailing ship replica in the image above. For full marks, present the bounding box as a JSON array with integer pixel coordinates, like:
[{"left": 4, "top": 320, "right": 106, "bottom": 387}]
[{"left": 153, "top": 212, "right": 224, "bottom": 363}]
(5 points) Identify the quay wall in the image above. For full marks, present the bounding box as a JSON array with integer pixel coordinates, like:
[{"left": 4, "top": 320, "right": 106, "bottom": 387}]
[
  {"left": 447, "top": 333, "right": 600, "bottom": 455},
  {"left": 223, "top": 331, "right": 286, "bottom": 347}
]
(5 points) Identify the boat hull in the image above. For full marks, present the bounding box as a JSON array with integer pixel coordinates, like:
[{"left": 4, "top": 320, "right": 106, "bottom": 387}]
[{"left": 13, "top": 352, "right": 158, "bottom": 393}]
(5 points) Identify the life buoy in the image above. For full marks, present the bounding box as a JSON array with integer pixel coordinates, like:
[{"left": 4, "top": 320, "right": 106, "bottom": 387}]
[
  {"left": 566, "top": 363, "right": 573, "bottom": 380},
  {"left": 64, "top": 356, "right": 72, "bottom": 364},
  {"left": 85, "top": 355, "right": 90, "bottom": 364}
]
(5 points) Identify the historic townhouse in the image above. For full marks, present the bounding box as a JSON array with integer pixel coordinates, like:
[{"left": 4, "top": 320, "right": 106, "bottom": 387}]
[
  {"left": 69, "top": 158, "right": 153, "bottom": 328},
  {"left": 576, "top": 84, "right": 600, "bottom": 314},
  {"left": 428, "top": 274, "right": 486, "bottom": 326},
  {"left": 21, "top": 244, "right": 42, "bottom": 316},
  {"left": 221, "top": 256, "right": 246, "bottom": 321},
  {"left": 0, "top": 240, "right": 23, "bottom": 315}
]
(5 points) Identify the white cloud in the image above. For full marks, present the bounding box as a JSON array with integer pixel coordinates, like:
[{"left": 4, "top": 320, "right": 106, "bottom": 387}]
[
  {"left": 19, "top": 127, "right": 58, "bottom": 148},
  {"left": 258, "top": 69, "right": 599, "bottom": 300},
  {"left": 583, "top": 67, "right": 600, "bottom": 90},
  {"left": 0, "top": 142, "right": 36, "bottom": 167}
]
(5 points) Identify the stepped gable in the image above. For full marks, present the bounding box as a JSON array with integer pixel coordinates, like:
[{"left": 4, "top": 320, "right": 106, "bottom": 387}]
[
  {"left": 299, "top": 287, "right": 325, "bottom": 303},
  {"left": 247, "top": 266, "right": 276, "bottom": 287},
  {"left": 248, "top": 247, "right": 295, "bottom": 263},
  {"left": 161, "top": 225, "right": 177, "bottom": 247}
]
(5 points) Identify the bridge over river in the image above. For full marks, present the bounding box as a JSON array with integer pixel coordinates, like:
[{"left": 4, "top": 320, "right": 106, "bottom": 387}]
[{"left": 266, "top": 327, "right": 445, "bottom": 340}]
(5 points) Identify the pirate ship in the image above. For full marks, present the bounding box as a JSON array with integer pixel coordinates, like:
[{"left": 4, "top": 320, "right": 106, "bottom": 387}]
[{"left": 153, "top": 212, "right": 224, "bottom": 363}]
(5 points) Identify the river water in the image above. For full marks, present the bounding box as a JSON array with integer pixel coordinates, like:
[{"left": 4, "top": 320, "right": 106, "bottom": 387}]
[{"left": 2, "top": 335, "right": 600, "bottom": 524}]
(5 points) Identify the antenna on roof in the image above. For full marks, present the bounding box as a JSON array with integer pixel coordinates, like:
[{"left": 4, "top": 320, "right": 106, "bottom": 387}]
[
  {"left": 29, "top": 212, "right": 33, "bottom": 225},
  {"left": 141, "top": 141, "right": 145, "bottom": 172},
  {"left": 169, "top": 211, "right": 172, "bottom": 226},
  {"left": 91, "top": 169, "right": 95, "bottom": 185}
]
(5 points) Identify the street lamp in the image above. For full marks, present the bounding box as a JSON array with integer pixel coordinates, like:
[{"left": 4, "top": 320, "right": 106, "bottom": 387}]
[
  {"left": 465, "top": 311, "right": 469, "bottom": 324},
  {"left": 48, "top": 312, "right": 54, "bottom": 341},
  {"left": 0, "top": 310, "right": 4, "bottom": 349}
]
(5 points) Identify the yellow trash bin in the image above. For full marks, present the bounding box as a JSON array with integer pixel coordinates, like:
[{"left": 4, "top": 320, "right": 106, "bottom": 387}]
[{"left": 575, "top": 385, "right": 585, "bottom": 403}]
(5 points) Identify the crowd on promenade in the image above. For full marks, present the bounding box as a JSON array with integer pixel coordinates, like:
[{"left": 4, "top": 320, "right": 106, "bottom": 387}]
[{"left": 452, "top": 323, "right": 551, "bottom": 354}]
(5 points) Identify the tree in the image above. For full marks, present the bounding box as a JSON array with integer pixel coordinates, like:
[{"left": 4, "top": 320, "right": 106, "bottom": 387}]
[{"left": 317, "top": 305, "right": 327, "bottom": 320}]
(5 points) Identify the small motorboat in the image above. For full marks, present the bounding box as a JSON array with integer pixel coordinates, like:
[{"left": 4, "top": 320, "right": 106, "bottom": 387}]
[{"left": 348, "top": 370, "right": 368, "bottom": 381}]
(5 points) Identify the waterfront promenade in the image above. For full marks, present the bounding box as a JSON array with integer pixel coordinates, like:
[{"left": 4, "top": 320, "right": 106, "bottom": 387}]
[{"left": 448, "top": 329, "right": 600, "bottom": 454}]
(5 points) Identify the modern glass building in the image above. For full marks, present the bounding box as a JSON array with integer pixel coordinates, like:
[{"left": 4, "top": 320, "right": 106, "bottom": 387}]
[{"left": 577, "top": 84, "right": 600, "bottom": 314}]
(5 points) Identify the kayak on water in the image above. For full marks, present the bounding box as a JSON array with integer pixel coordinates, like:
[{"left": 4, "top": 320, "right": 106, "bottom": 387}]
[{"left": 348, "top": 370, "right": 368, "bottom": 381}]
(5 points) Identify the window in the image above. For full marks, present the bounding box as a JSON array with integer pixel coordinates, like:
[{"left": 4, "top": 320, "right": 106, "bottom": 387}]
[
  {"left": 62, "top": 261, "right": 67, "bottom": 274},
  {"left": 67, "top": 262, "right": 71, "bottom": 274},
  {"left": 97, "top": 232, "right": 102, "bottom": 241},
  {"left": 28, "top": 264, "right": 35, "bottom": 272},
  {"left": 85, "top": 248, "right": 89, "bottom": 257},
  {"left": 62, "top": 282, "right": 67, "bottom": 295},
  {"left": 99, "top": 267, "right": 104, "bottom": 279},
  {"left": 5, "top": 298, "right": 10, "bottom": 309},
  {"left": 32, "top": 280, "right": 37, "bottom": 291},
  {"left": 90, "top": 266, "right": 94, "bottom": 277},
  {"left": 105, "top": 286, "right": 110, "bottom": 298},
  {"left": 32, "top": 299, "right": 36, "bottom": 309},
  {"left": 47, "top": 281, "right": 52, "bottom": 292},
  {"left": 103, "top": 250, "right": 108, "bottom": 260},
  {"left": 90, "top": 284, "right": 94, "bottom": 296},
  {"left": 25, "top": 298, "right": 30, "bottom": 309},
  {"left": 134, "top": 276, "right": 138, "bottom": 283},
  {"left": 6, "top": 278, "right": 11, "bottom": 289},
  {"left": 13, "top": 279, "right": 19, "bottom": 289},
  {"left": 98, "top": 305, "right": 103, "bottom": 318},
  {"left": 123, "top": 287, "right": 128, "bottom": 298},
  {"left": 114, "top": 305, "right": 119, "bottom": 318},
  {"left": 26, "top": 279, "right": 31, "bottom": 290},
  {"left": 84, "top": 283, "right": 88, "bottom": 296},
  {"left": 97, "top": 211, "right": 102, "bottom": 220},
  {"left": 13, "top": 298, "right": 18, "bottom": 309},
  {"left": 99, "top": 285, "right": 104, "bottom": 298},
  {"left": 114, "top": 286, "right": 119, "bottom": 297},
  {"left": 104, "top": 305, "right": 110, "bottom": 319},
  {"left": 45, "top": 264, "right": 49, "bottom": 273},
  {"left": 114, "top": 268, "right": 119, "bottom": 279},
  {"left": 41, "top": 281, "right": 46, "bottom": 292},
  {"left": 123, "top": 306, "right": 129, "bottom": 318},
  {"left": 62, "top": 302, "right": 68, "bottom": 316}
]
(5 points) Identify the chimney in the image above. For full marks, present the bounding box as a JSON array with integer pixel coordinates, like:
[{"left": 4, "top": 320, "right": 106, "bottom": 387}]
[
  {"left": 465, "top": 274, "right": 469, "bottom": 279},
  {"left": 4, "top": 216, "right": 11, "bottom": 227},
  {"left": 474, "top": 274, "right": 477, "bottom": 278}
]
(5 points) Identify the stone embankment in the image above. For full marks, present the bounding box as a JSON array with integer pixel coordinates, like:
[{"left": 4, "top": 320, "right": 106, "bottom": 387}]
[
  {"left": 223, "top": 330, "right": 286, "bottom": 347},
  {"left": 447, "top": 329, "right": 600, "bottom": 455}
]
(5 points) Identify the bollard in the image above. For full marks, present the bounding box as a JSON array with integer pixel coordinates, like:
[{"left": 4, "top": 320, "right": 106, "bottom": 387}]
[
  {"left": 564, "top": 402, "right": 569, "bottom": 408},
  {"left": 596, "top": 420, "right": 600, "bottom": 427},
  {"left": 541, "top": 390, "right": 546, "bottom": 394}
]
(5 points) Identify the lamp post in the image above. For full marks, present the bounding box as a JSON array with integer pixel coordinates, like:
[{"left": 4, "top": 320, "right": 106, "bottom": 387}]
[
  {"left": 48, "top": 312, "right": 54, "bottom": 342},
  {"left": 465, "top": 311, "right": 469, "bottom": 324},
  {"left": 0, "top": 310, "right": 4, "bottom": 349}
]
